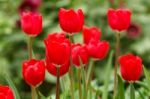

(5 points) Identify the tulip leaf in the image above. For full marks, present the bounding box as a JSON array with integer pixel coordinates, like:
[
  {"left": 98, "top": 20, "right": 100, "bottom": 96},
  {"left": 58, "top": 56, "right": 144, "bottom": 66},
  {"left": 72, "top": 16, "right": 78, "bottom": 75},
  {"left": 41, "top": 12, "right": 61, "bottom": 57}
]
[
  {"left": 143, "top": 66, "right": 150, "bottom": 90},
  {"left": 102, "top": 51, "right": 113, "bottom": 99},
  {"left": 130, "top": 83, "right": 135, "bottom": 99},
  {"left": 138, "top": 90, "right": 145, "bottom": 99},
  {"left": 116, "top": 75, "right": 125, "bottom": 99},
  {"left": 37, "top": 90, "right": 48, "bottom": 99},
  {"left": 5, "top": 75, "right": 20, "bottom": 99}
]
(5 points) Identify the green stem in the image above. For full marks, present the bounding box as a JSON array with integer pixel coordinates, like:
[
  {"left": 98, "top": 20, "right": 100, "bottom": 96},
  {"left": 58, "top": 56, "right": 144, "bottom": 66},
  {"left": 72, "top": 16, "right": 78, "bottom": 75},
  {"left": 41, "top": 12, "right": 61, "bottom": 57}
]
[
  {"left": 28, "top": 36, "right": 37, "bottom": 99},
  {"left": 56, "top": 67, "right": 60, "bottom": 99},
  {"left": 28, "top": 36, "right": 33, "bottom": 60},
  {"left": 130, "top": 83, "right": 135, "bottom": 99},
  {"left": 31, "top": 86, "right": 36, "bottom": 99},
  {"left": 81, "top": 63, "right": 87, "bottom": 99},
  {"left": 69, "top": 34, "right": 75, "bottom": 99},
  {"left": 86, "top": 59, "right": 94, "bottom": 91},
  {"left": 78, "top": 68, "right": 82, "bottom": 99},
  {"left": 69, "top": 34, "right": 74, "bottom": 43},
  {"left": 113, "top": 32, "right": 120, "bottom": 99}
]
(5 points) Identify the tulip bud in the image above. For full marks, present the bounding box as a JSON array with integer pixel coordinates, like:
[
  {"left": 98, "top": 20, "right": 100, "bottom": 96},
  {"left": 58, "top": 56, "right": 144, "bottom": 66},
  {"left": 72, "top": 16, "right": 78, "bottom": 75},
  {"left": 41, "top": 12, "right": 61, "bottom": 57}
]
[
  {"left": 21, "top": 12, "right": 42, "bottom": 36},
  {"left": 46, "top": 60, "right": 70, "bottom": 77},
  {"left": 86, "top": 39, "right": 109, "bottom": 60},
  {"left": 83, "top": 26, "right": 101, "bottom": 44},
  {"left": 0, "top": 85, "right": 14, "bottom": 99},
  {"left": 44, "top": 33, "right": 71, "bottom": 66},
  {"left": 119, "top": 54, "right": 143, "bottom": 82},
  {"left": 72, "top": 44, "right": 89, "bottom": 67},
  {"left": 22, "top": 59, "right": 45, "bottom": 86},
  {"left": 107, "top": 8, "right": 131, "bottom": 31},
  {"left": 59, "top": 8, "right": 84, "bottom": 33}
]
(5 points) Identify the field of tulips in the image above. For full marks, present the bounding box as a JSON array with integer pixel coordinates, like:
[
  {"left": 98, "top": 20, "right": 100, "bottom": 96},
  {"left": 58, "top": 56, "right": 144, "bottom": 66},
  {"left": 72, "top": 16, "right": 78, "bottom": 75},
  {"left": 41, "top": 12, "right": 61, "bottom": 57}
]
[{"left": 1, "top": 0, "right": 150, "bottom": 99}]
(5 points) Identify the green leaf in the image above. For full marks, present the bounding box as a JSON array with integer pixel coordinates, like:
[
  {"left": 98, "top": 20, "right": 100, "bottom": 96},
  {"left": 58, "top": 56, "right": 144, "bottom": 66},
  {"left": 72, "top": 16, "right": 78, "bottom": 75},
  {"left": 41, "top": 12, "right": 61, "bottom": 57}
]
[
  {"left": 116, "top": 75, "right": 125, "bottom": 99},
  {"left": 138, "top": 90, "right": 145, "bottom": 99},
  {"left": 102, "top": 51, "right": 113, "bottom": 99},
  {"left": 37, "top": 90, "right": 47, "bottom": 99},
  {"left": 143, "top": 66, "right": 150, "bottom": 90},
  {"left": 5, "top": 76, "right": 20, "bottom": 99},
  {"left": 130, "top": 83, "right": 135, "bottom": 99}
]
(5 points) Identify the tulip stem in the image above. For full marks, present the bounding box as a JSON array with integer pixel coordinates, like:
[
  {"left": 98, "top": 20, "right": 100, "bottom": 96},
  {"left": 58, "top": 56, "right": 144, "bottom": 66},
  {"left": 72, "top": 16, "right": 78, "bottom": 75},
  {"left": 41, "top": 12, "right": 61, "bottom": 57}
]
[
  {"left": 56, "top": 67, "right": 60, "bottom": 99},
  {"left": 28, "top": 36, "right": 36, "bottom": 99},
  {"left": 69, "top": 67, "right": 75, "bottom": 99},
  {"left": 78, "top": 68, "right": 82, "bottom": 99},
  {"left": 69, "top": 34, "right": 75, "bottom": 99},
  {"left": 130, "top": 83, "right": 135, "bottom": 99},
  {"left": 31, "top": 86, "right": 36, "bottom": 99},
  {"left": 113, "top": 32, "right": 120, "bottom": 99},
  {"left": 28, "top": 36, "right": 33, "bottom": 59},
  {"left": 86, "top": 59, "right": 94, "bottom": 91}
]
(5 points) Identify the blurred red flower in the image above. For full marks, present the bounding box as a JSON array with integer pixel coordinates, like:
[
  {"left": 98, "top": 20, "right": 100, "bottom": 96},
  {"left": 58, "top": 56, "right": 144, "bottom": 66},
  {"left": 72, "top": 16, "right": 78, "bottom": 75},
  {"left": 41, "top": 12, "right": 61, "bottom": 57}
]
[
  {"left": 44, "top": 33, "right": 71, "bottom": 66},
  {"left": 127, "top": 23, "right": 141, "bottom": 39},
  {"left": 59, "top": 8, "right": 84, "bottom": 34},
  {"left": 21, "top": 12, "right": 42, "bottom": 36},
  {"left": 119, "top": 54, "right": 143, "bottom": 82},
  {"left": 86, "top": 39, "right": 109, "bottom": 60},
  {"left": 0, "top": 86, "right": 14, "bottom": 99},
  {"left": 107, "top": 8, "right": 131, "bottom": 31},
  {"left": 22, "top": 59, "right": 45, "bottom": 86},
  {"left": 46, "top": 60, "right": 70, "bottom": 77},
  {"left": 83, "top": 26, "right": 101, "bottom": 44},
  {"left": 71, "top": 44, "right": 89, "bottom": 67}
]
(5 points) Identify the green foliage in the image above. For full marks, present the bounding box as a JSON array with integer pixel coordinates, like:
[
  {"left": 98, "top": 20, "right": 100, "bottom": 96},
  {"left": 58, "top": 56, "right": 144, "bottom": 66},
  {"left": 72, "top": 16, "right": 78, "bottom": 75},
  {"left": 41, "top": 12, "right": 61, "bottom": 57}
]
[
  {"left": 102, "top": 51, "right": 113, "bottom": 99},
  {"left": 5, "top": 75, "right": 21, "bottom": 99},
  {"left": 116, "top": 75, "right": 125, "bottom": 99}
]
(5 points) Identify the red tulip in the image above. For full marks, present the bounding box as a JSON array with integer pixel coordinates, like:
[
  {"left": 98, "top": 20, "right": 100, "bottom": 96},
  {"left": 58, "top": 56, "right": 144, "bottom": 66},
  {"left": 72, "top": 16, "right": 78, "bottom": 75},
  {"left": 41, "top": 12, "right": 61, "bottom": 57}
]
[
  {"left": 0, "top": 86, "right": 14, "bottom": 99},
  {"left": 107, "top": 8, "right": 131, "bottom": 31},
  {"left": 44, "top": 33, "right": 71, "bottom": 66},
  {"left": 21, "top": 12, "right": 42, "bottom": 36},
  {"left": 127, "top": 23, "right": 141, "bottom": 39},
  {"left": 46, "top": 59, "right": 70, "bottom": 77},
  {"left": 86, "top": 39, "right": 109, "bottom": 60},
  {"left": 119, "top": 54, "right": 142, "bottom": 82},
  {"left": 72, "top": 44, "right": 89, "bottom": 67},
  {"left": 22, "top": 59, "right": 45, "bottom": 86},
  {"left": 19, "top": 0, "right": 41, "bottom": 14},
  {"left": 83, "top": 26, "right": 101, "bottom": 44},
  {"left": 59, "top": 8, "right": 84, "bottom": 33},
  {"left": 24, "top": 0, "right": 41, "bottom": 8}
]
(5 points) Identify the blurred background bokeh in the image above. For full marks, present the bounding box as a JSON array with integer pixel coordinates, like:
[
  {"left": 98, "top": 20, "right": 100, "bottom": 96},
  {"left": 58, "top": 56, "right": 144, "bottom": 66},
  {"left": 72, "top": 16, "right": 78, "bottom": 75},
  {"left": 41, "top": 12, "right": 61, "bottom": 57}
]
[{"left": 0, "top": 0, "right": 150, "bottom": 98}]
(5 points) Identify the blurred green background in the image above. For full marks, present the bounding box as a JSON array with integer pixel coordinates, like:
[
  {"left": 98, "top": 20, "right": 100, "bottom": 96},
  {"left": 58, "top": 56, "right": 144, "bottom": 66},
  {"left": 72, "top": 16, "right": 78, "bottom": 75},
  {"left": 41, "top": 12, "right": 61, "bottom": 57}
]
[{"left": 0, "top": 0, "right": 150, "bottom": 98}]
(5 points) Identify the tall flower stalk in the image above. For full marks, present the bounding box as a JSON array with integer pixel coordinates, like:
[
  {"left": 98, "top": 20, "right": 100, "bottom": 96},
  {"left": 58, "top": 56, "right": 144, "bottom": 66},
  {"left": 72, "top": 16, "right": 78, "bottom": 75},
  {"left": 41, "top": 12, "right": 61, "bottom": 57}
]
[{"left": 107, "top": 8, "right": 131, "bottom": 98}]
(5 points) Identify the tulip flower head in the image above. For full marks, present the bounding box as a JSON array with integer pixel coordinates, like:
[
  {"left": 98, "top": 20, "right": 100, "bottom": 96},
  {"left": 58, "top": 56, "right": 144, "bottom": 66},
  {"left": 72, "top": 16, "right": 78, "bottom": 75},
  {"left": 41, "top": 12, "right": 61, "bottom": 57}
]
[
  {"left": 71, "top": 44, "right": 89, "bottom": 67},
  {"left": 59, "top": 8, "right": 84, "bottom": 34},
  {"left": 46, "top": 60, "right": 70, "bottom": 77},
  {"left": 83, "top": 26, "right": 101, "bottom": 44},
  {"left": 86, "top": 39, "right": 109, "bottom": 60},
  {"left": 107, "top": 8, "right": 131, "bottom": 31},
  {"left": 21, "top": 12, "right": 42, "bottom": 36},
  {"left": 119, "top": 54, "right": 143, "bottom": 82},
  {"left": 44, "top": 33, "right": 71, "bottom": 66},
  {"left": 0, "top": 86, "right": 14, "bottom": 99},
  {"left": 22, "top": 59, "right": 45, "bottom": 86}
]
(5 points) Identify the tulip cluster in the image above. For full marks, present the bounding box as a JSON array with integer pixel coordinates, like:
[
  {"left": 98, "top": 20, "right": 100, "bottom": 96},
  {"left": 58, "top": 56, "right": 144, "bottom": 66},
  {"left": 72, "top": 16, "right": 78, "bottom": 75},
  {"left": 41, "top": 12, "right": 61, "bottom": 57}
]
[{"left": 19, "top": 5, "right": 143, "bottom": 99}]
